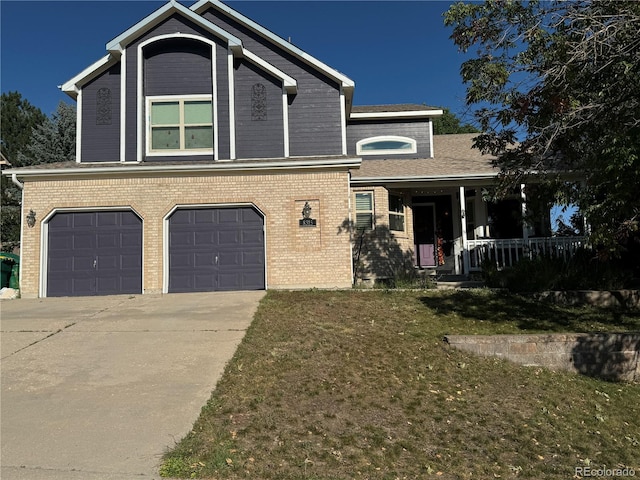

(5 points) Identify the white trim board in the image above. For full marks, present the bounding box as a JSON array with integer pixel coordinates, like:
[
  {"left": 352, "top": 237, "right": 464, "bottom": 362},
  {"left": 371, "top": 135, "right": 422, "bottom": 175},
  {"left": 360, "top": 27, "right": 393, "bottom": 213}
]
[{"left": 350, "top": 109, "right": 444, "bottom": 120}]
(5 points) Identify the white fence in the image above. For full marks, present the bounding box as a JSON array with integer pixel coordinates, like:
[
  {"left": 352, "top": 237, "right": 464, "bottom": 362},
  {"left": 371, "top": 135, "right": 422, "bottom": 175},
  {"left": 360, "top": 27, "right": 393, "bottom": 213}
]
[{"left": 467, "top": 236, "right": 588, "bottom": 271}]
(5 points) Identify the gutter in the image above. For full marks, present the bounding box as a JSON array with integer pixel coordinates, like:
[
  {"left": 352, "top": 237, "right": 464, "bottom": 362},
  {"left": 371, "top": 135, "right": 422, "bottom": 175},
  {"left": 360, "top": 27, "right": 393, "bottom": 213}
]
[
  {"left": 2, "top": 157, "right": 362, "bottom": 179},
  {"left": 349, "top": 173, "right": 498, "bottom": 185}
]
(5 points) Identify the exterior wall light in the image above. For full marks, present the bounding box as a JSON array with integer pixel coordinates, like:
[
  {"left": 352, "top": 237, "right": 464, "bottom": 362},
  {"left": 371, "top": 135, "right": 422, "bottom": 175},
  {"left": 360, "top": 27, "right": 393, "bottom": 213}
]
[{"left": 26, "top": 209, "right": 36, "bottom": 228}]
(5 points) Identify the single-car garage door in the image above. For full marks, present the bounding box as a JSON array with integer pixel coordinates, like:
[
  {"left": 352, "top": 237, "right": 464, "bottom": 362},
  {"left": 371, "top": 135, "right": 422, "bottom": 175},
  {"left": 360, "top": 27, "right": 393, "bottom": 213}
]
[
  {"left": 47, "top": 211, "right": 142, "bottom": 297},
  {"left": 168, "top": 207, "right": 265, "bottom": 293}
]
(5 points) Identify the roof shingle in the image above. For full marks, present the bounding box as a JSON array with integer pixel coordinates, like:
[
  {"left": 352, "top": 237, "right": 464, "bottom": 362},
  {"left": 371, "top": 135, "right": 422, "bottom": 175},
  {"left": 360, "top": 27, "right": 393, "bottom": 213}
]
[{"left": 351, "top": 133, "right": 497, "bottom": 180}]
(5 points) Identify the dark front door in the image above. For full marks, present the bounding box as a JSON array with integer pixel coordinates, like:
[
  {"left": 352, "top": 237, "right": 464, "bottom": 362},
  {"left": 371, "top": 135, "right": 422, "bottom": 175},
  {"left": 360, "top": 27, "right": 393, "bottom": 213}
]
[
  {"left": 413, "top": 204, "right": 437, "bottom": 267},
  {"left": 168, "top": 207, "right": 265, "bottom": 293},
  {"left": 47, "top": 211, "right": 143, "bottom": 297}
]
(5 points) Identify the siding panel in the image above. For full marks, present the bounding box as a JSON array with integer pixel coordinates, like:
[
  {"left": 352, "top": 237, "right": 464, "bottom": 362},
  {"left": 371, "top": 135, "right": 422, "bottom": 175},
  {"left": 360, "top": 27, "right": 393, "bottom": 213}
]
[
  {"left": 234, "top": 62, "right": 284, "bottom": 159},
  {"left": 201, "top": 8, "right": 343, "bottom": 157},
  {"left": 144, "top": 39, "right": 212, "bottom": 96},
  {"left": 81, "top": 64, "right": 121, "bottom": 162},
  {"left": 216, "top": 43, "right": 230, "bottom": 159},
  {"left": 125, "top": 14, "right": 221, "bottom": 162},
  {"left": 347, "top": 120, "right": 432, "bottom": 158}
]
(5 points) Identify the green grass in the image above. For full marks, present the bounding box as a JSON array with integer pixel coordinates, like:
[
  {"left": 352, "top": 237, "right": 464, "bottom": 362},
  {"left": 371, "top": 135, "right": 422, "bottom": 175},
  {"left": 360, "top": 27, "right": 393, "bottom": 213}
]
[{"left": 161, "top": 289, "right": 640, "bottom": 479}]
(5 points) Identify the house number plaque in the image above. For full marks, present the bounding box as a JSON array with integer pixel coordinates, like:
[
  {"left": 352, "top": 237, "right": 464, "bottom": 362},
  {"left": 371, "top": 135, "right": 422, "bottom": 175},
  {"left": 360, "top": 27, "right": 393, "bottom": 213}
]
[{"left": 299, "top": 201, "right": 317, "bottom": 227}]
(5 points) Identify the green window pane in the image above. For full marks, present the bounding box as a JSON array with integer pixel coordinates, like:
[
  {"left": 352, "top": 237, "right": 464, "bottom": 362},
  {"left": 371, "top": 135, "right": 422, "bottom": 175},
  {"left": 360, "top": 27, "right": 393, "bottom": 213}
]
[
  {"left": 151, "top": 102, "right": 179, "bottom": 125},
  {"left": 361, "top": 140, "right": 412, "bottom": 151},
  {"left": 355, "top": 193, "right": 373, "bottom": 211},
  {"left": 184, "top": 101, "right": 212, "bottom": 125},
  {"left": 151, "top": 127, "right": 180, "bottom": 150},
  {"left": 185, "top": 126, "right": 213, "bottom": 149}
]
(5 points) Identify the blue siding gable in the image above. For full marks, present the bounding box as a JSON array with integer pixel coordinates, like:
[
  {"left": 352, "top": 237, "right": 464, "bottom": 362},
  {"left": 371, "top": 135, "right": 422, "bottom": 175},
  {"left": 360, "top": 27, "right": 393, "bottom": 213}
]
[{"left": 81, "top": 64, "right": 121, "bottom": 163}]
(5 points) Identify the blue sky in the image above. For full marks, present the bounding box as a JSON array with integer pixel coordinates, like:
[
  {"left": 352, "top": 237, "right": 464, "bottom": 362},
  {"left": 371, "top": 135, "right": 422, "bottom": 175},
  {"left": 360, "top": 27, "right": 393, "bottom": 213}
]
[{"left": 1, "top": 0, "right": 470, "bottom": 119}]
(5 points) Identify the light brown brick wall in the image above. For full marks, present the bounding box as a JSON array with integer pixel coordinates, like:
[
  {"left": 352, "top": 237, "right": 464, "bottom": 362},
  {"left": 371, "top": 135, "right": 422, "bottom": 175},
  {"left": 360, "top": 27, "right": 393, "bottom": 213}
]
[
  {"left": 350, "top": 186, "right": 415, "bottom": 280},
  {"left": 19, "top": 169, "right": 353, "bottom": 297}
]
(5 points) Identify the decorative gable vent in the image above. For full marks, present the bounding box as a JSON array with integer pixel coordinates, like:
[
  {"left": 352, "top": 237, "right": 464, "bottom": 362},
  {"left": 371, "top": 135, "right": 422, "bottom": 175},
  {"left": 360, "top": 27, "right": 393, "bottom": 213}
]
[
  {"left": 96, "top": 88, "right": 112, "bottom": 125},
  {"left": 251, "top": 83, "right": 267, "bottom": 121}
]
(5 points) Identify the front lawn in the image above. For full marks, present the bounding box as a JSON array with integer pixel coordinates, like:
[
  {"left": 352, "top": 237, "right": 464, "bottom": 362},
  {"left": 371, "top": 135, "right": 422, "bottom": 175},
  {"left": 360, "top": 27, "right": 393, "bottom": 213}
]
[{"left": 161, "top": 289, "right": 640, "bottom": 479}]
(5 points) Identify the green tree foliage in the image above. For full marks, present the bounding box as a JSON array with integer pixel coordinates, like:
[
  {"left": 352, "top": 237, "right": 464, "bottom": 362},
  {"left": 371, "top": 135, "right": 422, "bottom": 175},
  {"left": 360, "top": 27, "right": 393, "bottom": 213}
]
[
  {"left": 1, "top": 91, "right": 47, "bottom": 164},
  {"left": 1, "top": 94, "right": 76, "bottom": 249},
  {"left": 445, "top": 0, "right": 640, "bottom": 256},
  {"left": 17, "top": 101, "right": 76, "bottom": 166},
  {"left": 432, "top": 107, "right": 479, "bottom": 135},
  {"left": 1, "top": 92, "right": 47, "bottom": 249}
]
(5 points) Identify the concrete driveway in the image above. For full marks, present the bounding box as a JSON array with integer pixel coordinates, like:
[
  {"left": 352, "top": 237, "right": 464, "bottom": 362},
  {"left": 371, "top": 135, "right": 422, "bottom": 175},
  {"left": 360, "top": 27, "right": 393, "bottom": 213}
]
[{"left": 1, "top": 291, "right": 265, "bottom": 480}]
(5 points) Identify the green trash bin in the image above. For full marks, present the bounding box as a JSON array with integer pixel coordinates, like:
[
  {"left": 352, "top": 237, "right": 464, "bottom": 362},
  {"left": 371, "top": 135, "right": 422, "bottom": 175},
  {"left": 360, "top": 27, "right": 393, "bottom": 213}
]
[{"left": 0, "top": 252, "right": 20, "bottom": 289}]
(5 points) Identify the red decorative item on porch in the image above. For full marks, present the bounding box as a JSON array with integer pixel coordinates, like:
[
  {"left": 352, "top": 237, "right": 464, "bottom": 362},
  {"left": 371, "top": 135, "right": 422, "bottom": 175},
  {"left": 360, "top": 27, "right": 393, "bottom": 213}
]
[{"left": 437, "top": 236, "right": 445, "bottom": 266}]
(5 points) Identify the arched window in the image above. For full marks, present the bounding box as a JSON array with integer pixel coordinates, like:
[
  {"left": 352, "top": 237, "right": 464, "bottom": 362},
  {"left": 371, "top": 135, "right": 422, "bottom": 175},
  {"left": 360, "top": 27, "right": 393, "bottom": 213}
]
[{"left": 356, "top": 136, "right": 417, "bottom": 155}]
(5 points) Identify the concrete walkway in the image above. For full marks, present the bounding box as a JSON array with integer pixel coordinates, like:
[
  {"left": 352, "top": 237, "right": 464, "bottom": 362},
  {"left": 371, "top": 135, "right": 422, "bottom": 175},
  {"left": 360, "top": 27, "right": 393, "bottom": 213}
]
[{"left": 1, "top": 291, "right": 265, "bottom": 480}]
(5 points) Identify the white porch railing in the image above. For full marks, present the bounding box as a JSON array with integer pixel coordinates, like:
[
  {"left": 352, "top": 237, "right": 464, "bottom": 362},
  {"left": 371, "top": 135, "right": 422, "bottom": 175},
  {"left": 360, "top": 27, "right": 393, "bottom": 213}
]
[{"left": 467, "top": 236, "right": 588, "bottom": 271}]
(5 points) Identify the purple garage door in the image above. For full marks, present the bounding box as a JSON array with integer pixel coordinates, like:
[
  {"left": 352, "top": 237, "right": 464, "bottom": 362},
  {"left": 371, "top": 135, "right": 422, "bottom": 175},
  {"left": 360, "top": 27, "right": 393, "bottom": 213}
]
[
  {"left": 168, "top": 207, "right": 265, "bottom": 293},
  {"left": 47, "top": 211, "right": 142, "bottom": 297}
]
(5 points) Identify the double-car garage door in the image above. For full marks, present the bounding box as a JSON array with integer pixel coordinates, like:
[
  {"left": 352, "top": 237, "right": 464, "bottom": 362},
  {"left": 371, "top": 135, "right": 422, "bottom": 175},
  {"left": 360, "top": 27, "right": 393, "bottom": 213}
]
[{"left": 46, "top": 207, "right": 265, "bottom": 297}]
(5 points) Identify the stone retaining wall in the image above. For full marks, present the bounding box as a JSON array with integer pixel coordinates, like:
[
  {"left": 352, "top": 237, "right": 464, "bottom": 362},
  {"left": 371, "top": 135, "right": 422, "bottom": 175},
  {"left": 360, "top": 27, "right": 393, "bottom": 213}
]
[
  {"left": 444, "top": 333, "right": 640, "bottom": 382},
  {"left": 534, "top": 290, "right": 640, "bottom": 310}
]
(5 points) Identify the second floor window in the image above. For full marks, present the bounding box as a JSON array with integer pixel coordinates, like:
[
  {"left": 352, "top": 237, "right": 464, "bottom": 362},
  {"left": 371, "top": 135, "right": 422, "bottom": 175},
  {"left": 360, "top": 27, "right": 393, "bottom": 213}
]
[{"left": 148, "top": 97, "right": 213, "bottom": 153}]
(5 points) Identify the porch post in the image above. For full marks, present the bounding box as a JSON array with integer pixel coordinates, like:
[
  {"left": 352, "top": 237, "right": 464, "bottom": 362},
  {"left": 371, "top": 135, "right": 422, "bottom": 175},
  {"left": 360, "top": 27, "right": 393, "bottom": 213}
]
[
  {"left": 459, "top": 186, "right": 469, "bottom": 275},
  {"left": 520, "top": 184, "right": 529, "bottom": 257}
]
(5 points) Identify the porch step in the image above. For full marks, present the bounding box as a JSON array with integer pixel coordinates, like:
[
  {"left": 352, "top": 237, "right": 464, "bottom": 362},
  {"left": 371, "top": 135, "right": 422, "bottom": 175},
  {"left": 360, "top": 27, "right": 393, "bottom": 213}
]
[{"left": 435, "top": 274, "right": 485, "bottom": 289}]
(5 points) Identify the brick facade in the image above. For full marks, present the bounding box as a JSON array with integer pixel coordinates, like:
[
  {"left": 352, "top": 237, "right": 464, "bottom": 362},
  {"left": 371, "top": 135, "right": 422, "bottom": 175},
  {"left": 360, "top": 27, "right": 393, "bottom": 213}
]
[
  {"left": 19, "top": 169, "right": 353, "bottom": 297},
  {"left": 350, "top": 185, "right": 416, "bottom": 282}
]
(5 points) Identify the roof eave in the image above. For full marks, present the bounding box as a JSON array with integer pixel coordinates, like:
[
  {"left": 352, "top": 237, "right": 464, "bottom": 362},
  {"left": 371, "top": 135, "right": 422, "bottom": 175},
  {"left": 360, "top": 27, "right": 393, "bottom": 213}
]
[
  {"left": 350, "top": 173, "right": 497, "bottom": 185},
  {"left": 59, "top": 54, "right": 119, "bottom": 99},
  {"left": 242, "top": 49, "right": 297, "bottom": 94},
  {"left": 3, "top": 158, "right": 362, "bottom": 178},
  {"left": 350, "top": 109, "right": 444, "bottom": 120}
]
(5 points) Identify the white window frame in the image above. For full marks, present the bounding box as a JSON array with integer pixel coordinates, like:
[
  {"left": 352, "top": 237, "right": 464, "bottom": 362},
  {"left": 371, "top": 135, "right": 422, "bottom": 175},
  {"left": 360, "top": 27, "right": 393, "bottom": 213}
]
[
  {"left": 356, "top": 135, "right": 417, "bottom": 156},
  {"left": 354, "top": 191, "right": 375, "bottom": 231},
  {"left": 388, "top": 193, "right": 405, "bottom": 232},
  {"left": 146, "top": 95, "right": 214, "bottom": 156}
]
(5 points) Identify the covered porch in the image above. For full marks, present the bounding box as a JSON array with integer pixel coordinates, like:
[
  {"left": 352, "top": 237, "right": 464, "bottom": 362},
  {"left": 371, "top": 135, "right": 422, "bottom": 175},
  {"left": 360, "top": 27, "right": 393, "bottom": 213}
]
[
  {"left": 410, "top": 183, "right": 586, "bottom": 275},
  {"left": 349, "top": 133, "right": 587, "bottom": 282},
  {"left": 351, "top": 181, "right": 587, "bottom": 281}
]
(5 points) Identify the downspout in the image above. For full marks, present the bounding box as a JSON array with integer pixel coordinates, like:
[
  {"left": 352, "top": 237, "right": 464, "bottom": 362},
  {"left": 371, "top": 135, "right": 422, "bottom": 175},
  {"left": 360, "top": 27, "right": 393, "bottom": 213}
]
[
  {"left": 11, "top": 173, "right": 25, "bottom": 293},
  {"left": 11, "top": 173, "right": 24, "bottom": 190}
]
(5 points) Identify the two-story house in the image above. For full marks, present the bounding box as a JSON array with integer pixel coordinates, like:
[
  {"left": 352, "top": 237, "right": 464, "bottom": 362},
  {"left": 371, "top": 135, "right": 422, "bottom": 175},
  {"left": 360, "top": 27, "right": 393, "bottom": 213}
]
[{"left": 4, "top": 0, "right": 583, "bottom": 297}]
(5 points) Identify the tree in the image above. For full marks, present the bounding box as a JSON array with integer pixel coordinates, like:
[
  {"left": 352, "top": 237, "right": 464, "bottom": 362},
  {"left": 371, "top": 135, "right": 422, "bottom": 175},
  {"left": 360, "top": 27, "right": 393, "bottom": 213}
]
[
  {"left": 432, "top": 107, "right": 479, "bottom": 135},
  {"left": 444, "top": 1, "right": 640, "bottom": 257},
  {"left": 1, "top": 92, "right": 48, "bottom": 249},
  {"left": 0, "top": 96, "right": 75, "bottom": 249},
  {"left": 0, "top": 92, "right": 47, "bottom": 164},
  {"left": 18, "top": 101, "right": 76, "bottom": 165}
]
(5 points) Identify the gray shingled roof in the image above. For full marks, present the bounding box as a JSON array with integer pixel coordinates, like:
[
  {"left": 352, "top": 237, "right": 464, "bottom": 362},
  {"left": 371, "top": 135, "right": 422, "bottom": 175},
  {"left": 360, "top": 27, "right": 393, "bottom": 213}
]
[
  {"left": 4, "top": 135, "right": 496, "bottom": 182},
  {"left": 350, "top": 133, "right": 498, "bottom": 180}
]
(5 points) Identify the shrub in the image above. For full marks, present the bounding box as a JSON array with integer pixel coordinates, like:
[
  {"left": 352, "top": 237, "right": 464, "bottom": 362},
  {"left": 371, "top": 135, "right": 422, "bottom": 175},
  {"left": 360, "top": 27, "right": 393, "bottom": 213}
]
[{"left": 482, "top": 247, "right": 635, "bottom": 292}]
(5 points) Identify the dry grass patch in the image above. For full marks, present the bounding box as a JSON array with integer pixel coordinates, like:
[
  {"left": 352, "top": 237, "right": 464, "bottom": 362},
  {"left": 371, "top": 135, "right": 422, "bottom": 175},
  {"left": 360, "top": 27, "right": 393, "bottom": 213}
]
[{"left": 161, "top": 289, "right": 640, "bottom": 479}]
